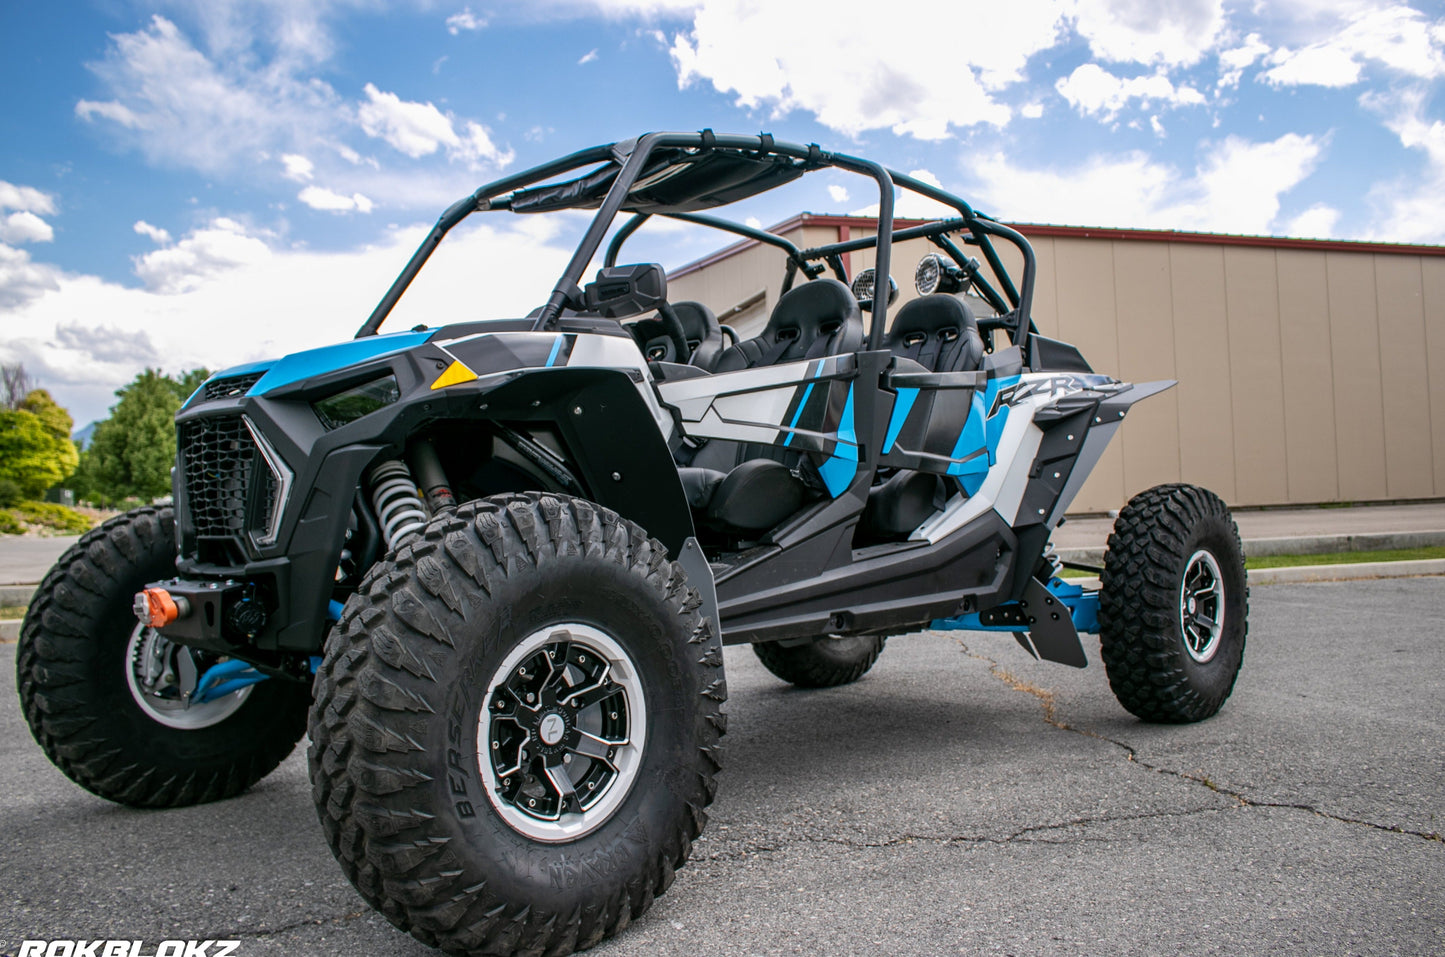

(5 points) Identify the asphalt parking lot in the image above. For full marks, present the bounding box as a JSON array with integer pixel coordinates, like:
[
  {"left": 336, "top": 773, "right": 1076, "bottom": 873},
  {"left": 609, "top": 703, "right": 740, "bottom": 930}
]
[{"left": 3, "top": 576, "right": 1442, "bottom": 957}]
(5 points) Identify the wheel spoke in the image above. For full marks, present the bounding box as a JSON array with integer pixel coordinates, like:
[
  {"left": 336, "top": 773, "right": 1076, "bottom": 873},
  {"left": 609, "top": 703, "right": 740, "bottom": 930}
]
[
  {"left": 571, "top": 729, "right": 624, "bottom": 762},
  {"left": 543, "top": 758, "right": 577, "bottom": 806},
  {"left": 541, "top": 639, "right": 572, "bottom": 691},
  {"left": 563, "top": 671, "right": 618, "bottom": 710}
]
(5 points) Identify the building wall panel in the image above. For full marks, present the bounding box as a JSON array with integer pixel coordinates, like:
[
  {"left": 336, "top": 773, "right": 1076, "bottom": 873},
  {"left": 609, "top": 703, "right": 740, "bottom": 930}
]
[
  {"left": 1275, "top": 249, "right": 1340, "bottom": 503},
  {"left": 1222, "top": 246, "right": 1289, "bottom": 505},
  {"left": 1325, "top": 252, "right": 1388, "bottom": 500},
  {"left": 1169, "top": 244, "right": 1237, "bottom": 501},
  {"left": 1372, "top": 255, "right": 1435, "bottom": 498}
]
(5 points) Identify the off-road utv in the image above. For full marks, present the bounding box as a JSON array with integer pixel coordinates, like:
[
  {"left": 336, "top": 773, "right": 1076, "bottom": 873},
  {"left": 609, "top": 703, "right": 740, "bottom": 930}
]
[{"left": 18, "top": 131, "right": 1247, "bottom": 956}]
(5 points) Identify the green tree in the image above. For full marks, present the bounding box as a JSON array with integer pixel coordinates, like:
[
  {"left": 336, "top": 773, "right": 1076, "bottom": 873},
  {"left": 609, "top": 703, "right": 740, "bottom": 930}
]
[
  {"left": 72, "top": 368, "right": 209, "bottom": 505},
  {"left": 0, "top": 390, "right": 79, "bottom": 499}
]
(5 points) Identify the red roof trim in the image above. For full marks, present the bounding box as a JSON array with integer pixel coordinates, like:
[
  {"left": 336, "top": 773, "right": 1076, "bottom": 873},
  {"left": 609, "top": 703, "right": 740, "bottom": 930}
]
[{"left": 671, "top": 214, "right": 1445, "bottom": 278}]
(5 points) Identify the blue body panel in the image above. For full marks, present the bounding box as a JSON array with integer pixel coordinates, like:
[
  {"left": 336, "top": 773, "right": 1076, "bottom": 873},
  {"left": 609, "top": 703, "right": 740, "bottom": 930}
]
[
  {"left": 816, "top": 384, "right": 858, "bottom": 497},
  {"left": 247, "top": 331, "right": 432, "bottom": 396}
]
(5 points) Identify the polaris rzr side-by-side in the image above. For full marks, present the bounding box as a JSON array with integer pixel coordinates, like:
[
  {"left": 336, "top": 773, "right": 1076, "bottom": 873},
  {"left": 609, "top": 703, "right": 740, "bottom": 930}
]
[{"left": 18, "top": 131, "right": 1247, "bottom": 957}]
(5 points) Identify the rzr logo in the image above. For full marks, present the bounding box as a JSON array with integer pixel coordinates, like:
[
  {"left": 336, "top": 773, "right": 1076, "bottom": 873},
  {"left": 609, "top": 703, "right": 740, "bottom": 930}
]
[
  {"left": 989, "top": 374, "right": 1113, "bottom": 416},
  {"left": 16, "top": 943, "right": 241, "bottom": 957}
]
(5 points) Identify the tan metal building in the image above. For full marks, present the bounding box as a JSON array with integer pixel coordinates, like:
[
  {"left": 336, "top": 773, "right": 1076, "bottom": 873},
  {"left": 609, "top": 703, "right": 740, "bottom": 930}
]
[{"left": 668, "top": 214, "right": 1445, "bottom": 513}]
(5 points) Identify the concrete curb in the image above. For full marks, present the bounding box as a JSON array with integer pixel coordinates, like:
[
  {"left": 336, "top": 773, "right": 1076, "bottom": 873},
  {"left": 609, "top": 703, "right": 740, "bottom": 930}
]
[
  {"left": 1068, "top": 558, "right": 1445, "bottom": 589},
  {"left": 1057, "top": 529, "right": 1445, "bottom": 566},
  {"left": 1246, "top": 558, "right": 1445, "bottom": 584},
  {"left": 0, "top": 618, "right": 20, "bottom": 642},
  {"left": 0, "top": 584, "right": 37, "bottom": 606}
]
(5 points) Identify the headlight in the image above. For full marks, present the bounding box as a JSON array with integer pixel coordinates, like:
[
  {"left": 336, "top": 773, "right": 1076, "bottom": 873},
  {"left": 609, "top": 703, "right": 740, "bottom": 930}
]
[{"left": 313, "top": 373, "right": 401, "bottom": 430}]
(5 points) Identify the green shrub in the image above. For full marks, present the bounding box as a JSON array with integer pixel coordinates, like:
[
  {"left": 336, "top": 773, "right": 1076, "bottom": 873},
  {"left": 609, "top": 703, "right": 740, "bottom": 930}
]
[
  {"left": 0, "top": 511, "right": 24, "bottom": 535},
  {"left": 0, "top": 478, "right": 21, "bottom": 508},
  {"left": 11, "top": 500, "right": 94, "bottom": 534}
]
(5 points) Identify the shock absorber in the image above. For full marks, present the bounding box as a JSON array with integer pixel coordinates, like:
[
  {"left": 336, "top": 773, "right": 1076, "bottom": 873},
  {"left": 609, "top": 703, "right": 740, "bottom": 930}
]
[{"left": 368, "top": 459, "right": 428, "bottom": 550}]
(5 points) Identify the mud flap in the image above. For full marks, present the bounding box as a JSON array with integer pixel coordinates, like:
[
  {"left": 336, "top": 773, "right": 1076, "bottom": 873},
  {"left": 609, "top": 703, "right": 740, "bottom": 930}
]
[{"left": 1010, "top": 577, "right": 1088, "bottom": 668}]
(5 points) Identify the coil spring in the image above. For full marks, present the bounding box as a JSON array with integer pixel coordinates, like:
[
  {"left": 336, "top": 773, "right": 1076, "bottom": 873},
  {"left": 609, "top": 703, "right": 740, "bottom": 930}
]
[{"left": 369, "top": 459, "right": 428, "bottom": 550}]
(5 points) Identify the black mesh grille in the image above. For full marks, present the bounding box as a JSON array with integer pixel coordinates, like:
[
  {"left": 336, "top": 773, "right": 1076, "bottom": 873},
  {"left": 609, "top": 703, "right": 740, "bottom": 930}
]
[
  {"left": 180, "top": 416, "right": 270, "bottom": 540},
  {"left": 202, "top": 372, "right": 264, "bottom": 401}
]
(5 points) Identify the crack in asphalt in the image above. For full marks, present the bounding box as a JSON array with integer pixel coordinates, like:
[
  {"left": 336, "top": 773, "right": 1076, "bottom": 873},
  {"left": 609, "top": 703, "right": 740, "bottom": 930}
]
[
  {"left": 950, "top": 638, "right": 1444, "bottom": 845},
  {"left": 218, "top": 909, "right": 371, "bottom": 942}
]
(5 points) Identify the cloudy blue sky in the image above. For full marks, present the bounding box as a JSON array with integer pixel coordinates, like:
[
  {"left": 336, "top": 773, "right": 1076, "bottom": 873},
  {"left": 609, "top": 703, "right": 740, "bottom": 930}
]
[{"left": 3, "top": 0, "right": 1444, "bottom": 426}]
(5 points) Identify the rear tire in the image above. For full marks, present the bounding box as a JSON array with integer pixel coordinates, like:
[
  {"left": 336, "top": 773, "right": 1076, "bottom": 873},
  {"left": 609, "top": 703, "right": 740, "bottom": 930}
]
[
  {"left": 15, "top": 506, "right": 310, "bottom": 807},
  {"left": 308, "top": 493, "right": 726, "bottom": 956},
  {"left": 752, "top": 634, "right": 885, "bottom": 688},
  {"left": 1098, "top": 484, "right": 1248, "bottom": 723}
]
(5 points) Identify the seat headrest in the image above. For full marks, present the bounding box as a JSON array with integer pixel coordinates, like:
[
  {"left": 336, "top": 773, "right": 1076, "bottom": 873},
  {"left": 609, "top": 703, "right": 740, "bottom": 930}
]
[
  {"left": 887, "top": 294, "right": 978, "bottom": 343},
  {"left": 884, "top": 294, "right": 985, "bottom": 373},
  {"left": 672, "top": 301, "right": 719, "bottom": 347},
  {"left": 763, "top": 278, "right": 862, "bottom": 349}
]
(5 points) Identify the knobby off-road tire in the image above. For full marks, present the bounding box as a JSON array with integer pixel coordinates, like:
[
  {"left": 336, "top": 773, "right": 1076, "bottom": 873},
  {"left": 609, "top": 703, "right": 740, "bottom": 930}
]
[
  {"left": 15, "top": 506, "right": 310, "bottom": 807},
  {"left": 309, "top": 493, "right": 726, "bottom": 957},
  {"left": 751, "top": 634, "right": 885, "bottom": 688},
  {"left": 1099, "top": 484, "right": 1248, "bottom": 723}
]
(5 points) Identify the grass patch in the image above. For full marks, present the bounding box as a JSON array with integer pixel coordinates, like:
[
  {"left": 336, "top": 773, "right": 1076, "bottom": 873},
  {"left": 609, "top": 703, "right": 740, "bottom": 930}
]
[
  {"left": 1245, "top": 546, "right": 1445, "bottom": 569},
  {"left": 0, "top": 605, "right": 26, "bottom": 621}
]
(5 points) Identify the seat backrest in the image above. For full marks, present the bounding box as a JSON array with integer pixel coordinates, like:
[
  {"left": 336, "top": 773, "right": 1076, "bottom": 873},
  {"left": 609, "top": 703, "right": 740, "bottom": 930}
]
[
  {"left": 882, "top": 294, "right": 985, "bottom": 373},
  {"left": 675, "top": 301, "right": 724, "bottom": 371},
  {"left": 711, "top": 278, "right": 863, "bottom": 374},
  {"left": 628, "top": 300, "right": 725, "bottom": 368}
]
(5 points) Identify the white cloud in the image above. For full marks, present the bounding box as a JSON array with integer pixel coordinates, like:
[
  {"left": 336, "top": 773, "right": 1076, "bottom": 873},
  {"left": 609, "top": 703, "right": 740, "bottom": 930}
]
[
  {"left": 1071, "top": 0, "right": 1226, "bottom": 67},
  {"left": 0, "top": 218, "right": 579, "bottom": 425},
  {"left": 827, "top": 184, "right": 849, "bottom": 204},
  {"left": 0, "top": 212, "right": 55, "bottom": 245},
  {"left": 1262, "top": 4, "right": 1445, "bottom": 88},
  {"left": 75, "top": 99, "right": 147, "bottom": 129},
  {"left": 1056, "top": 63, "right": 1206, "bottom": 118},
  {"left": 357, "top": 83, "right": 513, "bottom": 168},
  {"left": 1263, "top": 44, "right": 1362, "bottom": 87},
  {"left": 1218, "top": 32, "right": 1271, "bottom": 87},
  {"left": 1360, "top": 89, "right": 1445, "bottom": 242},
  {"left": 578, "top": 48, "right": 599, "bottom": 65},
  {"left": 75, "top": 16, "right": 343, "bottom": 175},
  {"left": 1020, "top": 101, "right": 1045, "bottom": 119},
  {"left": 0, "top": 181, "right": 56, "bottom": 216},
  {"left": 134, "top": 220, "right": 172, "bottom": 245},
  {"left": 446, "top": 7, "right": 488, "bottom": 34},
  {"left": 298, "top": 185, "right": 375, "bottom": 213},
  {"left": 281, "top": 153, "right": 315, "bottom": 181},
  {"left": 0, "top": 243, "right": 63, "bottom": 309},
  {"left": 1283, "top": 203, "right": 1341, "bottom": 238},
  {"left": 667, "top": 0, "right": 1068, "bottom": 139},
  {"left": 132, "top": 217, "right": 273, "bottom": 294},
  {"left": 971, "top": 132, "right": 1323, "bottom": 235}
]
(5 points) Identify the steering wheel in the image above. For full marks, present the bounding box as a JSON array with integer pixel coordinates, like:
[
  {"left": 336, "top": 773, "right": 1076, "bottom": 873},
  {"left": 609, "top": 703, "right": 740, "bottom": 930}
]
[{"left": 653, "top": 300, "right": 691, "bottom": 364}]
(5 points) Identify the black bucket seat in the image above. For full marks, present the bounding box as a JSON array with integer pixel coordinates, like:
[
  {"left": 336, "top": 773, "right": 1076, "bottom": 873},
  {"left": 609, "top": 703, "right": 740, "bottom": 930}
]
[
  {"left": 630, "top": 300, "right": 727, "bottom": 369},
  {"left": 863, "top": 294, "right": 987, "bottom": 539},
  {"left": 679, "top": 279, "right": 863, "bottom": 532}
]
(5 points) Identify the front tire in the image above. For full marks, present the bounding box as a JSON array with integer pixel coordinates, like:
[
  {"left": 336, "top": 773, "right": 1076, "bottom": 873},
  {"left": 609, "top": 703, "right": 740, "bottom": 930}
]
[
  {"left": 1098, "top": 484, "right": 1248, "bottom": 723},
  {"left": 16, "top": 506, "right": 311, "bottom": 807},
  {"left": 308, "top": 493, "right": 726, "bottom": 956},
  {"left": 752, "top": 634, "right": 885, "bottom": 688}
]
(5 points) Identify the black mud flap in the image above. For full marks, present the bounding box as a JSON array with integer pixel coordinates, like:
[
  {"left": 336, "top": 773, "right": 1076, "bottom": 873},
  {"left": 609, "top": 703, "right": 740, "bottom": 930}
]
[{"left": 1006, "top": 577, "right": 1088, "bottom": 669}]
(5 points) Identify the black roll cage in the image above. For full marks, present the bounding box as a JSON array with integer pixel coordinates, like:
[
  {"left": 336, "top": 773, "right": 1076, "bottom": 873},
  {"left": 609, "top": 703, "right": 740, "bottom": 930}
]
[{"left": 355, "top": 131, "right": 1039, "bottom": 363}]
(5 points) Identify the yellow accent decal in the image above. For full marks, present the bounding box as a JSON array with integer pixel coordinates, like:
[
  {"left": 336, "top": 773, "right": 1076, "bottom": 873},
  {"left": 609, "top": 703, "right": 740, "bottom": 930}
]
[{"left": 430, "top": 359, "right": 479, "bottom": 390}]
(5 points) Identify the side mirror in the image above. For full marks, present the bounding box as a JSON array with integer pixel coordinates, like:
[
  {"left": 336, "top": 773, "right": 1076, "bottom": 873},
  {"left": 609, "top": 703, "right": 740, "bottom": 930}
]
[{"left": 584, "top": 263, "right": 667, "bottom": 318}]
